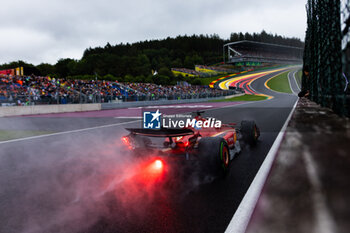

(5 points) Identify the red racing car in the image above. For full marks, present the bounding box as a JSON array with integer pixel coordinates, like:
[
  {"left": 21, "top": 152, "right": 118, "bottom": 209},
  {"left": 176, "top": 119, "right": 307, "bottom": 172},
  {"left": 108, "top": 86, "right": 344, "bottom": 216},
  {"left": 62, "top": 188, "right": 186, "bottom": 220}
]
[{"left": 121, "top": 111, "right": 260, "bottom": 178}]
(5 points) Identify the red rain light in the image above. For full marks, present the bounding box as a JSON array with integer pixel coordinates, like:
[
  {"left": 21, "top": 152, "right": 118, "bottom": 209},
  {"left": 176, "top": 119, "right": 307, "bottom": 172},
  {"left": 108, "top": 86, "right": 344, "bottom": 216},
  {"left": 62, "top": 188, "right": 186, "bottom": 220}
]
[
  {"left": 154, "top": 160, "right": 163, "bottom": 169},
  {"left": 122, "top": 136, "right": 132, "bottom": 149}
]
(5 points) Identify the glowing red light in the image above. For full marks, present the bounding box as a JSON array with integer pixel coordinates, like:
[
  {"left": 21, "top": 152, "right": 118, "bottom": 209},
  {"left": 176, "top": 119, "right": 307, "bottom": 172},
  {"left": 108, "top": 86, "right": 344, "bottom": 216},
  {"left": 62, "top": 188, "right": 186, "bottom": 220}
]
[
  {"left": 122, "top": 136, "right": 128, "bottom": 143},
  {"left": 154, "top": 160, "right": 163, "bottom": 169},
  {"left": 122, "top": 136, "right": 132, "bottom": 149}
]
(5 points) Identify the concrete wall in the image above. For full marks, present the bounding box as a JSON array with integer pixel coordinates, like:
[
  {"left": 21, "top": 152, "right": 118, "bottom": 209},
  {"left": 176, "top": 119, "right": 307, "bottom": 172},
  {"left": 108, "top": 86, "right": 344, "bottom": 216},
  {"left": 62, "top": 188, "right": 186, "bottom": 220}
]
[
  {"left": 101, "top": 93, "right": 244, "bottom": 110},
  {"left": 0, "top": 104, "right": 101, "bottom": 117},
  {"left": 0, "top": 93, "right": 244, "bottom": 117}
]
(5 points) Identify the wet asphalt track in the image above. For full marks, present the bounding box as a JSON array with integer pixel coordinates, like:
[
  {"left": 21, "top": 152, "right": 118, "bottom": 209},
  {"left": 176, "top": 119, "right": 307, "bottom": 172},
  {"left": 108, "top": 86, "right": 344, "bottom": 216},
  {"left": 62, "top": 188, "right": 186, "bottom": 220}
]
[{"left": 0, "top": 68, "right": 300, "bottom": 233}]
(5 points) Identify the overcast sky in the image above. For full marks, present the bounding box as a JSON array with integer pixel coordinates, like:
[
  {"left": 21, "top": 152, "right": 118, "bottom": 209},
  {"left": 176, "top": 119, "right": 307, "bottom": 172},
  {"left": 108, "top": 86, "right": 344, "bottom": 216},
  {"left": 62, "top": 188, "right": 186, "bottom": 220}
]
[{"left": 0, "top": 0, "right": 307, "bottom": 65}]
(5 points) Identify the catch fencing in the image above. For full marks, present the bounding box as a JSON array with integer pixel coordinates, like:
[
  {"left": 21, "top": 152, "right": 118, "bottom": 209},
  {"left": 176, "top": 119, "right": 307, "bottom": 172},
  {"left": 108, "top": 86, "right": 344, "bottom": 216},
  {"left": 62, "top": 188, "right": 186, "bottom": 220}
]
[
  {"left": 303, "top": 0, "right": 350, "bottom": 116},
  {"left": 0, "top": 90, "right": 239, "bottom": 107}
]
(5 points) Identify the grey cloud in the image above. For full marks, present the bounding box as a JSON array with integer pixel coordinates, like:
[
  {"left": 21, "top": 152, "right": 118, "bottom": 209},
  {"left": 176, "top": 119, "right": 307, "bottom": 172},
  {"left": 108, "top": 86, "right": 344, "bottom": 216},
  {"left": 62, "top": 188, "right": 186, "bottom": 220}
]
[{"left": 0, "top": 0, "right": 306, "bottom": 65}]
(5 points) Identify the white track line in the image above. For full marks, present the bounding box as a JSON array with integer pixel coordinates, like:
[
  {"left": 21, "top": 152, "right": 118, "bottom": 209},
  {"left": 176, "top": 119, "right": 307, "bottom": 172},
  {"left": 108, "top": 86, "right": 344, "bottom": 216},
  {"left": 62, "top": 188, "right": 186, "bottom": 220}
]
[
  {"left": 289, "top": 69, "right": 301, "bottom": 95},
  {"left": 0, "top": 120, "right": 141, "bottom": 145},
  {"left": 248, "top": 82, "right": 262, "bottom": 96},
  {"left": 288, "top": 71, "right": 298, "bottom": 96},
  {"left": 225, "top": 98, "right": 298, "bottom": 233},
  {"left": 0, "top": 101, "right": 264, "bottom": 145},
  {"left": 293, "top": 70, "right": 301, "bottom": 91}
]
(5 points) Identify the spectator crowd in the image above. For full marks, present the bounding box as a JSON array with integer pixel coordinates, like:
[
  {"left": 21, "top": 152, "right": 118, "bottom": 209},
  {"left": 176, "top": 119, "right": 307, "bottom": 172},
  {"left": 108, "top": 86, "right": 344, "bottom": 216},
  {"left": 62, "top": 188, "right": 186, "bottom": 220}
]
[{"left": 0, "top": 74, "right": 234, "bottom": 106}]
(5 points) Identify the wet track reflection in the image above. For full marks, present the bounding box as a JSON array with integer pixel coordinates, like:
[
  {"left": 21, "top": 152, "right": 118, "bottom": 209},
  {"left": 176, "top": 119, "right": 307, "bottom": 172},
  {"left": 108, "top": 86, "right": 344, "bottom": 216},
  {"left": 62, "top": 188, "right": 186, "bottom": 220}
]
[{"left": 0, "top": 69, "right": 298, "bottom": 233}]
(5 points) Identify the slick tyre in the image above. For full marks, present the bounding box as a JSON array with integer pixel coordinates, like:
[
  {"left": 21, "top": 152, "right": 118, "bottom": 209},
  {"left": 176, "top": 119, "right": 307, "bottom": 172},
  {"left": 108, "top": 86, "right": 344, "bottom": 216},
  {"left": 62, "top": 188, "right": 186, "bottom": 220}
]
[
  {"left": 240, "top": 120, "right": 260, "bottom": 146},
  {"left": 198, "top": 137, "right": 230, "bottom": 178}
]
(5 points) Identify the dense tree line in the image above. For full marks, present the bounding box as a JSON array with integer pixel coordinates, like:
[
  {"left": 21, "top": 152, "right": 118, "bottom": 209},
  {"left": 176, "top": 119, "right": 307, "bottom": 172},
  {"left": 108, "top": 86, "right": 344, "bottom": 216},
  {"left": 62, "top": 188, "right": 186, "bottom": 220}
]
[
  {"left": 229, "top": 30, "right": 304, "bottom": 47},
  {"left": 0, "top": 31, "right": 303, "bottom": 84}
]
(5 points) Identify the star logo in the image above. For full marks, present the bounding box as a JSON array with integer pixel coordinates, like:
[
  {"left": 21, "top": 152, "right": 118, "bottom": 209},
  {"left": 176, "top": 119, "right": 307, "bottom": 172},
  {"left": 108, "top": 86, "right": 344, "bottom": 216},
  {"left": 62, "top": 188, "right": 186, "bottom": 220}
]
[
  {"left": 151, "top": 109, "right": 162, "bottom": 122},
  {"left": 143, "top": 109, "right": 162, "bottom": 129}
]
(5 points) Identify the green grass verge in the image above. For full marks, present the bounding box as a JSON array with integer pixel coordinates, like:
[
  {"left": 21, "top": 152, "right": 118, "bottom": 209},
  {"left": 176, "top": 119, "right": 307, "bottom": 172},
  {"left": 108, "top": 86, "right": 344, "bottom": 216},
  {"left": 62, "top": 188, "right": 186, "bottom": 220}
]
[
  {"left": 266, "top": 71, "right": 293, "bottom": 94},
  {"left": 0, "top": 130, "right": 51, "bottom": 141},
  {"left": 210, "top": 94, "right": 268, "bottom": 102}
]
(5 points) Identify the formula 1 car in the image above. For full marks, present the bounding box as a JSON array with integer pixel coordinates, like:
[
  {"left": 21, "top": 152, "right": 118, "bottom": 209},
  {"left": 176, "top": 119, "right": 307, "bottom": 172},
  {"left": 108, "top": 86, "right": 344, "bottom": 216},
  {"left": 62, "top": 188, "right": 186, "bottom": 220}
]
[{"left": 121, "top": 111, "right": 260, "bottom": 177}]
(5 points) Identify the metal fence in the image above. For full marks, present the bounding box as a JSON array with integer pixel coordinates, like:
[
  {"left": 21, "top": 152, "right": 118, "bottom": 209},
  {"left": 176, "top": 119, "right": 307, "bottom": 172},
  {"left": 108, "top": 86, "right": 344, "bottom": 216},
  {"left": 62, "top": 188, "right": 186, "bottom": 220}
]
[
  {"left": 342, "top": 0, "right": 350, "bottom": 116},
  {"left": 0, "top": 89, "right": 240, "bottom": 107},
  {"left": 303, "top": 0, "right": 350, "bottom": 116},
  {"left": 0, "top": 92, "right": 83, "bottom": 106}
]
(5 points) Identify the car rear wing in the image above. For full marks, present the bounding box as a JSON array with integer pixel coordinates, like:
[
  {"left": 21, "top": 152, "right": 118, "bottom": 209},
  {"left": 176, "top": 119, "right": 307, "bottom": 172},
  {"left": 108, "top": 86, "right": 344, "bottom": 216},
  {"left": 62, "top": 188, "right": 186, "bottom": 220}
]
[{"left": 125, "top": 128, "right": 194, "bottom": 137}]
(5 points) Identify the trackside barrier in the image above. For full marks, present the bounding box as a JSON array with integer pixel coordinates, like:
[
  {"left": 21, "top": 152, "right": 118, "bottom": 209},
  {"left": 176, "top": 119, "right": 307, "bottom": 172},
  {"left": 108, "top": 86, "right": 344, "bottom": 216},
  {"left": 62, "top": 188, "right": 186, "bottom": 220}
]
[
  {"left": 101, "top": 93, "right": 244, "bottom": 110},
  {"left": 0, "top": 94, "right": 244, "bottom": 117},
  {"left": 0, "top": 104, "right": 101, "bottom": 117}
]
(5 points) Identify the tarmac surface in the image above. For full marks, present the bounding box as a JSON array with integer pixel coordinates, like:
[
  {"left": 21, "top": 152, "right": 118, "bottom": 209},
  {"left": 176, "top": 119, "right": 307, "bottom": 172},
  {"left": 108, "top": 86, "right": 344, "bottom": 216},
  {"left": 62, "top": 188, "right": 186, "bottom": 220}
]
[{"left": 0, "top": 68, "right": 299, "bottom": 233}]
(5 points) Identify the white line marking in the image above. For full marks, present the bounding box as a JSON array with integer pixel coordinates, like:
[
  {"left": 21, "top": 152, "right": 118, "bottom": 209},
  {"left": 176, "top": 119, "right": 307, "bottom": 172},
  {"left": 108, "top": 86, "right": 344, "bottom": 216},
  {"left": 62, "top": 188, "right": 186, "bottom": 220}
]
[
  {"left": 249, "top": 84, "right": 258, "bottom": 95},
  {"left": 225, "top": 98, "right": 298, "bottom": 233},
  {"left": 0, "top": 120, "right": 141, "bottom": 145},
  {"left": 1, "top": 100, "right": 266, "bottom": 146},
  {"left": 225, "top": 78, "right": 231, "bottom": 89},
  {"left": 0, "top": 102, "right": 263, "bottom": 145},
  {"left": 288, "top": 71, "right": 298, "bottom": 96},
  {"left": 293, "top": 70, "right": 301, "bottom": 91},
  {"left": 0, "top": 76, "right": 286, "bottom": 147}
]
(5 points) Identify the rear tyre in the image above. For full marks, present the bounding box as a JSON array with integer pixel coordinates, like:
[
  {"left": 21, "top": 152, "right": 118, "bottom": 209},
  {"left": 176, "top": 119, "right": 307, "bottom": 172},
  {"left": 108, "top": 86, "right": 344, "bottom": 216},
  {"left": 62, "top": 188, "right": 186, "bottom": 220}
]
[
  {"left": 198, "top": 137, "right": 230, "bottom": 178},
  {"left": 240, "top": 120, "right": 260, "bottom": 146}
]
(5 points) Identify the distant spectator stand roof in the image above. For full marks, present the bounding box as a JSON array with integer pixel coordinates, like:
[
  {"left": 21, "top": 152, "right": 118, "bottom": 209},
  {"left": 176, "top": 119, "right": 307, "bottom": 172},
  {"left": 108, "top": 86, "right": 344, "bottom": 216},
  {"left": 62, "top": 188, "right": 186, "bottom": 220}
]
[{"left": 223, "top": 40, "right": 304, "bottom": 64}]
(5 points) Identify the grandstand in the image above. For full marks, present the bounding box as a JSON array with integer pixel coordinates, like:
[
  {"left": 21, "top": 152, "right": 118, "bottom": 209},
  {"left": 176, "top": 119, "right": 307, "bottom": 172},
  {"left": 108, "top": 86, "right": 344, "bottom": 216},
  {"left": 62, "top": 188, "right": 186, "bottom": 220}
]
[
  {"left": 0, "top": 74, "right": 239, "bottom": 106},
  {"left": 223, "top": 40, "right": 303, "bottom": 65},
  {"left": 172, "top": 65, "right": 237, "bottom": 78},
  {"left": 171, "top": 41, "right": 303, "bottom": 79},
  {"left": 171, "top": 68, "right": 200, "bottom": 77},
  {"left": 195, "top": 65, "right": 236, "bottom": 75}
]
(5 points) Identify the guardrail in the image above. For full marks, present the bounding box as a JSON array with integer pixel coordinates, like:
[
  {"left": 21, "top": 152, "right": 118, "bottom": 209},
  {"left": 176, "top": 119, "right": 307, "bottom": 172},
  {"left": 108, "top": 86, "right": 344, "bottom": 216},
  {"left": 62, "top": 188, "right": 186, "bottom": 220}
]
[
  {"left": 0, "top": 104, "right": 101, "bottom": 117},
  {"left": 0, "top": 92, "right": 244, "bottom": 117},
  {"left": 0, "top": 90, "right": 240, "bottom": 107},
  {"left": 101, "top": 93, "right": 244, "bottom": 110}
]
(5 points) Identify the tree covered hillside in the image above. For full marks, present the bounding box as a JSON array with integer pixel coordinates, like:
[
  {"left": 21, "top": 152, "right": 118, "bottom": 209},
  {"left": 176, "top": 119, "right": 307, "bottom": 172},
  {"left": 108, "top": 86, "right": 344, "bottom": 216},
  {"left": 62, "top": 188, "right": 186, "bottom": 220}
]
[{"left": 0, "top": 31, "right": 303, "bottom": 84}]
